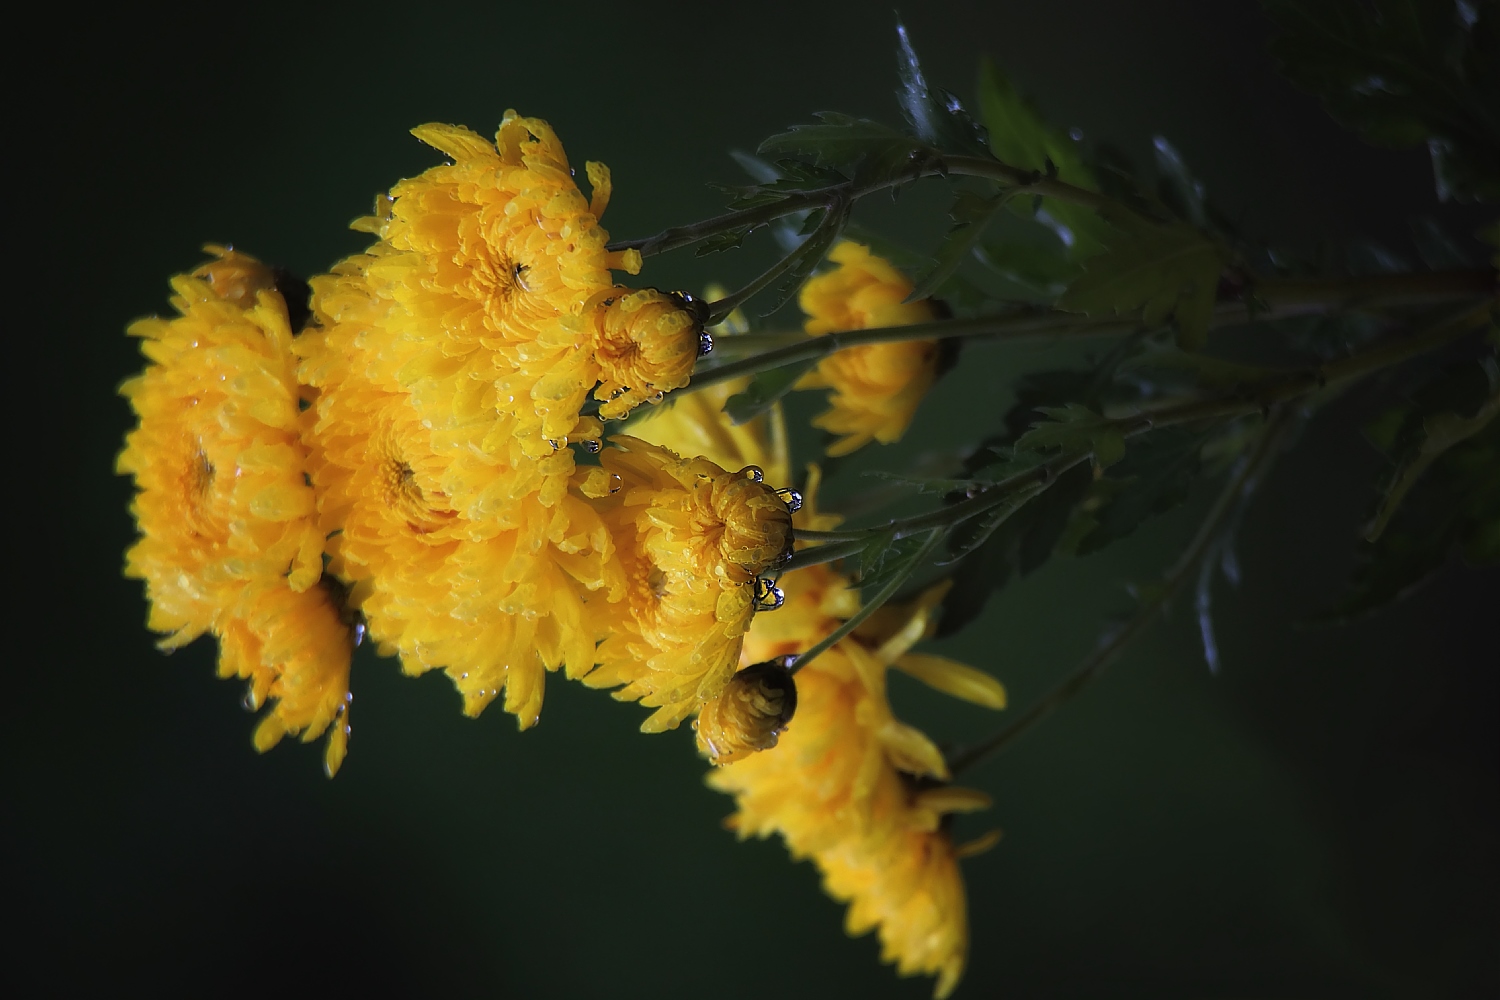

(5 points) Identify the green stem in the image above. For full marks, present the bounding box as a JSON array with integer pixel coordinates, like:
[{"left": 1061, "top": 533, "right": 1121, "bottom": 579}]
[
  {"left": 781, "top": 303, "right": 1487, "bottom": 588},
  {"left": 945, "top": 407, "right": 1293, "bottom": 775},
  {"left": 1110, "top": 300, "right": 1495, "bottom": 436},
  {"left": 677, "top": 275, "right": 1494, "bottom": 401},
  {"left": 783, "top": 452, "right": 1090, "bottom": 574},
  {"left": 606, "top": 153, "right": 1116, "bottom": 259},
  {"left": 685, "top": 312, "right": 1134, "bottom": 398},
  {"left": 778, "top": 537, "right": 867, "bottom": 574},
  {"left": 788, "top": 528, "right": 945, "bottom": 675}
]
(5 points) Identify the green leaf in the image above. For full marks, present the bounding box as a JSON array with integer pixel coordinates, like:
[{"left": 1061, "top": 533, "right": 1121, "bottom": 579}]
[
  {"left": 1329, "top": 359, "right": 1500, "bottom": 620},
  {"left": 908, "top": 189, "right": 1013, "bottom": 302},
  {"left": 858, "top": 531, "right": 931, "bottom": 597},
  {"left": 758, "top": 112, "right": 928, "bottom": 176},
  {"left": 895, "top": 22, "right": 992, "bottom": 157},
  {"left": 1331, "top": 419, "right": 1500, "bottom": 620},
  {"left": 1368, "top": 394, "right": 1499, "bottom": 540},
  {"left": 761, "top": 197, "right": 852, "bottom": 315},
  {"left": 936, "top": 463, "right": 1094, "bottom": 636},
  {"left": 1151, "top": 136, "right": 1207, "bottom": 228},
  {"left": 1061, "top": 429, "right": 1207, "bottom": 556},
  {"left": 694, "top": 226, "right": 753, "bottom": 257},
  {"left": 722, "top": 356, "right": 821, "bottom": 425},
  {"left": 940, "top": 480, "right": 1049, "bottom": 564},
  {"left": 1364, "top": 358, "right": 1500, "bottom": 540},
  {"left": 974, "top": 214, "right": 1082, "bottom": 300},
  {"left": 1016, "top": 402, "right": 1126, "bottom": 468},
  {"left": 1058, "top": 216, "right": 1226, "bottom": 349},
  {"left": 975, "top": 57, "right": 1111, "bottom": 259},
  {"left": 1266, "top": 0, "right": 1500, "bottom": 202}
]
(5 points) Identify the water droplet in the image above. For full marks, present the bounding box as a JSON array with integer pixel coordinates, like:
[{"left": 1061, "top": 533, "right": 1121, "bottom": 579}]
[
  {"left": 352, "top": 621, "right": 366, "bottom": 647},
  {"left": 698, "top": 330, "right": 714, "bottom": 357},
  {"left": 753, "top": 578, "right": 785, "bottom": 612},
  {"left": 741, "top": 465, "right": 764, "bottom": 483},
  {"left": 241, "top": 688, "right": 259, "bottom": 712},
  {"left": 777, "top": 488, "right": 803, "bottom": 513},
  {"left": 583, "top": 439, "right": 601, "bottom": 454}
]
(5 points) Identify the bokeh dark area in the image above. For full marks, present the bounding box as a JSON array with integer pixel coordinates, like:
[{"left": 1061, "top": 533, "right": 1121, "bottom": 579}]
[{"left": 10, "top": 1, "right": 1496, "bottom": 996}]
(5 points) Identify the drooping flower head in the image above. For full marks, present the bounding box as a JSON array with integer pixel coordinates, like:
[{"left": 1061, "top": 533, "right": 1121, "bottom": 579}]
[
  {"left": 709, "top": 586, "right": 1002, "bottom": 998},
  {"left": 118, "top": 248, "right": 353, "bottom": 774},
  {"left": 798, "top": 241, "right": 942, "bottom": 457},
  {"left": 694, "top": 657, "right": 798, "bottom": 764},
  {"left": 581, "top": 436, "right": 795, "bottom": 732}
]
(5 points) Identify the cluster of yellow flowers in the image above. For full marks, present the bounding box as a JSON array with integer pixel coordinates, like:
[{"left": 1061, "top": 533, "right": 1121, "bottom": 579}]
[
  {"left": 119, "top": 113, "right": 996, "bottom": 997},
  {"left": 635, "top": 380, "right": 1005, "bottom": 997}
]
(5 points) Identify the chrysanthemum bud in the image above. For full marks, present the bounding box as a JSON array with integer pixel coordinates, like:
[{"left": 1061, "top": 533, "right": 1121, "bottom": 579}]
[
  {"left": 695, "top": 658, "right": 798, "bottom": 765},
  {"left": 711, "top": 467, "right": 795, "bottom": 580},
  {"left": 592, "top": 288, "right": 700, "bottom": 419}
]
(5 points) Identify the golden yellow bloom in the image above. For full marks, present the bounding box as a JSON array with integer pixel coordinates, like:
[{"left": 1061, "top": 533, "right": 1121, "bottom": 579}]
[
  {"left": 317, "top": 112, "right": 699, "bottom": 523},
  {"left": 581, "top": 436, "right": 795, "bottom": 732},
  {"left": 297, "top": 294, "right": 616, "bottom": 729},
  {"left": 694, "top": 657, "right": 798, "bottom": 764},
  {"left": 590, "top": 287, "right": 703, "bottom": 420},
  {"left": 705, "top": 462, "right": 1003, "bottom": 996},
  {"left": 118, "top": 249, "right": 353, "bottom": 774},
  {"left": 798, "top": 241, "right": 942, "bottom": 457},
  {"left": 293, "top": 111, "right": 686, "bottom": 727}
]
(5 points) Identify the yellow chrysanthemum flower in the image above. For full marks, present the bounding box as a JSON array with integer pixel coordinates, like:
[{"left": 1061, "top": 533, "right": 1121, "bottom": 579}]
[
  {"left": 297, "top": 296, "right": 616, "bottom": 729},
  {"left": 798, "top": 241, "right": 942, "bottom": 457},
  {"left": 319, "top": 112, "right": 699, "bottom": 523},
  {"left": 118, "top": 249, "right": 354, "bottom": 774},
  {"left": 294, "top": 111, "right": 708, "bottom": 727},
  {"left": 709, "top": 589, "right": 1000, "bottom": 998},
  {"left": 581, "top": 436, "right": 795, "bottom": 732},
  {"left": 686, "top": 443, "right": 1003, "bottom": 995}
]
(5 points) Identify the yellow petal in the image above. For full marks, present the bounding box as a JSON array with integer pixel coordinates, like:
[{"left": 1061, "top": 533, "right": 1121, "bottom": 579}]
[
  {"left": 955, "top": 829, "right": 1004, "bottom": 859},
  {"left": 893, "top": 653, "right": 1007, "bottom": 709},
  {"left": 915, "top": 785, "right": 993, "bottom": 815}
]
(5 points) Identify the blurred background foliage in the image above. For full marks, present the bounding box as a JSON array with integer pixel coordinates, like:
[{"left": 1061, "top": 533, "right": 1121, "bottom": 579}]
[{"left": 10, "top": 0, "right": 1496, "bottom": 996}]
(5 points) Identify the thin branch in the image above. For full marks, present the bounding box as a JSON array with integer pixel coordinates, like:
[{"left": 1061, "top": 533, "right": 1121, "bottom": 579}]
[
  {"left": 945, "top": 407, "right": 1295, "bottom": 775},
  {"left": 789, "top": 529, "right": 945, "bottom": 676},
  {"left": 673, "top": 277, "right": 1494, "bottom": 402},
  {"left": 778, "top": 537, "right": 868, "bottom": 574},
  {"left": 605, "top": 152, "right": 1117, "bottom": 259},
  {"left": 1109, "top": 300, "right": 1495, "bottom": 436}
]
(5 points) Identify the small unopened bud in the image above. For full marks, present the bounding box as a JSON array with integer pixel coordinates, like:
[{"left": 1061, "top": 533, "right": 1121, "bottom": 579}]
[{"left": 694, "top": 659, "right": 798, "bottom": 765}]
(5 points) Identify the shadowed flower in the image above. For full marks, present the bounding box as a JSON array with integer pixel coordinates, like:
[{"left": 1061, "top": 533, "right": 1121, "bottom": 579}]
[
  {"left": 118, "top": 249, "right": 354, "bottom": 774},
  {"left": 581, "top": 436, "right": 795, "bottom": 732},
  {"left": 798, "top": 241, "right": 942, "bottom": 457}
]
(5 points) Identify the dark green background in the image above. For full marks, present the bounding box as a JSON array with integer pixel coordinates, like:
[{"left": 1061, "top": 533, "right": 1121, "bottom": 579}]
[{"left": 12, "top": 1, "right": 1496, "bottom": 996}]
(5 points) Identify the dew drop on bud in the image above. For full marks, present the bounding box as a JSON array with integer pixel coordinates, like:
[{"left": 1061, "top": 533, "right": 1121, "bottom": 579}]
[
  {"left": 698, "top": 330, "right": 714, "bottom": 357},
  {"left": 741, "top": 465, "right": 764, "bottom": 483},
  {"left": 583, "top": 439, "right": 602, "bottom": 454}
]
